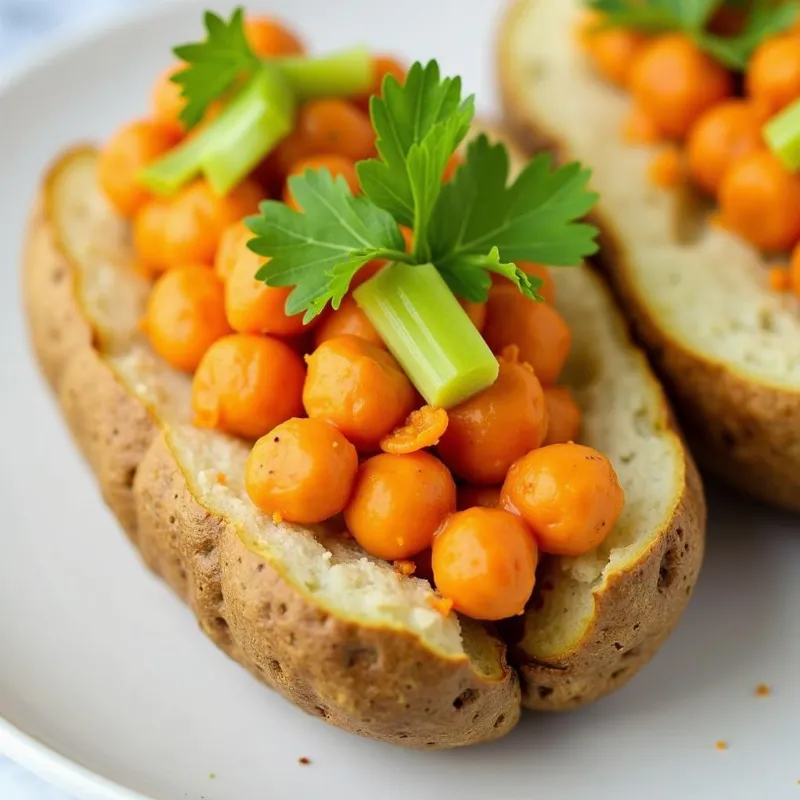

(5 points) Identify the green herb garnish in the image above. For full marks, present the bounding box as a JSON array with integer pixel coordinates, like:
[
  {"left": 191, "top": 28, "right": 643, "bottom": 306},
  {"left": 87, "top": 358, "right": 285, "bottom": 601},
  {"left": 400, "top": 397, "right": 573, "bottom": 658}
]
[
  {"left": 246, "top": 60, "right": 599, "bottom": 407},
  {"left": 586, "top": 0, "right": 800, "bottom": 69}
]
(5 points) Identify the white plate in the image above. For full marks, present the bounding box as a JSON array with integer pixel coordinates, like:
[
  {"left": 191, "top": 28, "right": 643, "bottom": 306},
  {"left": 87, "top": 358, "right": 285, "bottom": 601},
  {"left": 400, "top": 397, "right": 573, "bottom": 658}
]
[{"left": 1, "top": 1, "right": 800, "bottom": 798}]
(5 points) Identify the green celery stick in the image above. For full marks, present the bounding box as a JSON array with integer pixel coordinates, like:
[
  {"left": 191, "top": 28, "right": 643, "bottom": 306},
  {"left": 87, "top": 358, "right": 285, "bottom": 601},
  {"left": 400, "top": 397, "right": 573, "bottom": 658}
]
[
  {"left": 141, "top": 68, "right": 296, "bottom": 197},
  {"left": 276, "top": 46, "right": 372, "bottom": 100},
  {"left": 765, "top": 98, "right": 800, "bottom": 172},
  {"left": 354, "top": 263, "right": 499, "bottom": 408},
  {"left": 201, "top": 68, "right": 296, "bottom": 195},
  {"left": 139, "top": 125, "right": 211, "bottom": 196}
]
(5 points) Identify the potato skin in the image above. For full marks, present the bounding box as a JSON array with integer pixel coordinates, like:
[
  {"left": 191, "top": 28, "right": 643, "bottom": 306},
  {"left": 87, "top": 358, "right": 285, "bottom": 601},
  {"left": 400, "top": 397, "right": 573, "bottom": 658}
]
[
  {"left": 24, "top": 142, "right": 705, "bottom": 742},
  {"left": 498, "top": 0, "right": 800, "bottom": 512},
  {"left": 22, "top": 149, "right": 520, "bottom": 749},
  {"left": 514, "top": 452, "right": 705, "bottom": 710}
]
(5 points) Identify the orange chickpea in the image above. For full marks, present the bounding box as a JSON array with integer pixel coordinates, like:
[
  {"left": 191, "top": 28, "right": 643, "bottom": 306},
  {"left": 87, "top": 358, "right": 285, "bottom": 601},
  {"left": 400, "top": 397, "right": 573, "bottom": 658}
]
[
  {"left": 133, "top": 199, "right": 171, "bottom": 268},
  {"left": 459, "top": 299, "right": 487, "bottom": 332},
  {"left": 192, "top": 334, "right": 305, "bottom": 440},
  {"left": 142, "top": 265, "right": 230, "bottom": 372},
  {"left": 134, "top": 178, "right": 263, "bottom": 271},
  {"left": 356, "top": 54, "right": 407, "bottom": 112},
  {"left": 437, "top": 359, "right": 549, "bottom": 484},
  {"left": 244, "top": 17, "right": 305, "bottom": 58},
  {"left": 313, "top": 296, "right": 383, "bottom": 348},
  {"left": 98, "top": 120, "right": 180, "bottom": 218},
  {"left": 272, "top": 99, "right": 375, "bottom": 176},
  {"left": 630, "top": 34, "right": 733, "bottom": 139},
  {"left": 719, "top": 150, "right": 800, "bottom": 252},
  {"left": 543, "top": 386, "right": 582, "bottom": 446},
  {"left": 303, "top": 335, "right": 416, "bottom": 451},
  {"left": 284, "top": 155, "right": 360, "bottom": 208},
  {"left": 245, "top": 418, "right": 358, "bottom": 524},
  {"left": 350, "top": 260, "right": 385, "bottom": 289},
  {"left": 344, "top": 452, "right": 456, "bottom": 560},
  {"left": 214, "top": 220, "right": 250, "bottom": 281},
  {"left": 582, "top": 21, "right": 648, "bottom": 88},
  {"left": 501, "top": 443, "right": 625, "bottom": 557},
  {"left": 483, "top": 284, "right": 572, "bottom": 385},
  {"left": 687, "top": 100, "right": 764, "bottom": 196},
  {"left": 225, "top": 239, "right": 308, "bottom": 337},
  {"left": 432, "top": 508, "right": 538, "bottom": 621},
  {"left": 151, "top": 65, "right": 186, "bottom": 136},
  {"left": 457, "top": 484, "right": 501, "bottom": 510},
  {"left": 747, "top": 34, "right": 800, "bottom": 117}
]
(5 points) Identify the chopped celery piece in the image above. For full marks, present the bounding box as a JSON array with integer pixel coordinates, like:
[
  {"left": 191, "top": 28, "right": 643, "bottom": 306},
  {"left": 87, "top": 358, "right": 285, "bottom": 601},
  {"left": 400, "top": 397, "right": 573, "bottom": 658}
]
[
  {"left": 201, "top": 68, "right": 295, "bottom": 195},
  {"left": 765, "top": 98, "right": 800, "bottom": 172},
  {"left": 141, "top": 68, "right": 295, "bottom": 197},
  {"left": 139, "top": 125, "right": 212, "bottom": 196},
  {"left": 354, "top": 263, "right": 498, "bottom": 408},
  {"left": 276, "top": 46, "right": 372, "bottom": 100}
]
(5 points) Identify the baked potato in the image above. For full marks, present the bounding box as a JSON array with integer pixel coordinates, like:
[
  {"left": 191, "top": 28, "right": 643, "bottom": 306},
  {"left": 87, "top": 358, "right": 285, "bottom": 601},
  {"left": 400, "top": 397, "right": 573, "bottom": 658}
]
[
  {"left": 23, "top": 125, "right": 704, "bottom": 747},
  {"left": 499, "top": 0, "right": 800, "bottom": 511}
]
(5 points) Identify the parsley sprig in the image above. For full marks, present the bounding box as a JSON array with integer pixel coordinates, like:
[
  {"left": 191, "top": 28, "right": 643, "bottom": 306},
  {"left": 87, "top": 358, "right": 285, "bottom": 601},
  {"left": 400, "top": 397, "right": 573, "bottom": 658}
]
[
  {"left": 247, "top": 60, "right": 599, "bottom": 322},
  {"left": 142, "top": 7, "right": 372, "bottom": 195},
  {"left": 172, "top": 8, "right": 261, "bottom": 129},
  {"left": 587, "top": 0, "right": 800, "bottom": 69}
]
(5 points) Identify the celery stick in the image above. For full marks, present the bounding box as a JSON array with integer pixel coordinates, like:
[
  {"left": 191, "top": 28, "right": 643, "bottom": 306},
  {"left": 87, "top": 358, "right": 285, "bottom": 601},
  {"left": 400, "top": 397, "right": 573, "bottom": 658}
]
[
  {"left": 202, "top": 68, "right": 296, "bottom": 195},
  {"left": 765, "top": 98, "right": 800, "bottom": 172},
  {"left": 141, "top": 68, "right": 295, "bottom": 197},
  {"left": 354, "top": 263, "right": 499, "bottom": 408},
  {"left": 139, "top": 125, "right": 211, "bottom": 196},
  {"left": 276, "top": 46, "right": 372, "bottom": 100}
]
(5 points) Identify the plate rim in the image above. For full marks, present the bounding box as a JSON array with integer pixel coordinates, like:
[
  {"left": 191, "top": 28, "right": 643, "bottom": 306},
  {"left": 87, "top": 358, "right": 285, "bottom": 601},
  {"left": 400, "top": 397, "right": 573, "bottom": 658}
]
[
  {"left": 0, "top": 718, "right": 153, "bottom": 800},
  {"left": 0, "top": 4, "right": 192, "bottom": 797}
]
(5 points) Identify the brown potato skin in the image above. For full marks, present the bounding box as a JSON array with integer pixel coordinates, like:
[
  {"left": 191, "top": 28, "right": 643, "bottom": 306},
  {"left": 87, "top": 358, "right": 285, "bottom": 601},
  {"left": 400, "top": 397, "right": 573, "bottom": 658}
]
[
  {"left": 515, "top": 454, "right": 705, "bottom": 710},
  {"left": 498, "top": 0, "right": 800, "bottom": 512},
  {"left": 23, "top": 149, "right": 520, "bottom": 749},
  {"left": 24, "top": 141, "right": 705, "bottom": 741}
]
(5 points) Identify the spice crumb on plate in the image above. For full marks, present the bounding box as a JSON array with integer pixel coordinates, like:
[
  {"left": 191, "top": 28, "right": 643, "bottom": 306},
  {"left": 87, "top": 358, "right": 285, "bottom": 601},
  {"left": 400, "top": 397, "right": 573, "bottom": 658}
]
[
  {"left": 299, "top": 757, "right": 311, "bottom": 765},
  {"left": 715, "top": 740, "right": 728, "bottom": 751},
  {"left": 755, "top": 683, "right": 771, "bottom": 696}
]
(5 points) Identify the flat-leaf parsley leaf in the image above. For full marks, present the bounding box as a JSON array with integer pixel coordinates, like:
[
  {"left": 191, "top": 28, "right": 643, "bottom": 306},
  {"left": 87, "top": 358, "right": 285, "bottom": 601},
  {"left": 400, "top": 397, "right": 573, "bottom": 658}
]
[
  {"left": 247, "top": 59, "right": 599, "bottom": 321},
  {"left": 247, "top": 169, "right": 408, "bottom": 322},
  {"left": 171, "top": 8, "right": 260, "bottom": 129}
]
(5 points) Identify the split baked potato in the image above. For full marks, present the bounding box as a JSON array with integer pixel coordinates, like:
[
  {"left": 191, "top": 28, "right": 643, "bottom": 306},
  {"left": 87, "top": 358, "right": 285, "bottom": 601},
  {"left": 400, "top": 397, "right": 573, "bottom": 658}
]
[
  {"left": 499, "top": 0, "right": 800, "bottom": 511},
  {"left": 23, "top": 125, "right": 704, "bottom": 748}
]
